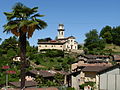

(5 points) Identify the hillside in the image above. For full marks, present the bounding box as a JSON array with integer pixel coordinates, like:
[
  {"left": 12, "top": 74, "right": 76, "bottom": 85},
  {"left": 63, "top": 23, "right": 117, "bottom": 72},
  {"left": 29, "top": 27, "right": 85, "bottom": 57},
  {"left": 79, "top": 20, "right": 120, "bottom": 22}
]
[{"left": 104, "top": 44, "right": 120, "bottom": 54}]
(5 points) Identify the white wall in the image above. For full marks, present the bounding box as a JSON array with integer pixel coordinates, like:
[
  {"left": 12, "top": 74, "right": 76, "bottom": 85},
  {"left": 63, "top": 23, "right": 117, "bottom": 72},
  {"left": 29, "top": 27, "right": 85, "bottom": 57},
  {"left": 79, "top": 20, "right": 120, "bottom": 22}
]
[{"left": 99, "top": 67, "right": 120, "bottom": 90}]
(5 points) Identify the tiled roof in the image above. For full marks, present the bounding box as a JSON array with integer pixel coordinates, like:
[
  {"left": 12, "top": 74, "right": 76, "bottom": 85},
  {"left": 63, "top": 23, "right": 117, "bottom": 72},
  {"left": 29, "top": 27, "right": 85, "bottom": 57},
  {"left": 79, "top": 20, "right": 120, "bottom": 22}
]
[
  {"left": 112, "top": 55, "right": 120, "bottom": 61},
  {"left": 38, "top": 41, "right": 65, "bottom": 44},
  {"left": 98, "top": 64, "right": 120, "bottom": 74},
  {"left": 29, "top": 70, "right": 55, "bottom": 77},
  {"left": 82, "top": 66, "right": 110, "bottom": 72},
  {"left": 1, "top": 87, "right": 58, "bottom": 90},
  {"left": 79, "top": 55, "right": 110, "bottom": 59},
  {"left": 9, "top": 81, "right": 37, "bottom": 88}
]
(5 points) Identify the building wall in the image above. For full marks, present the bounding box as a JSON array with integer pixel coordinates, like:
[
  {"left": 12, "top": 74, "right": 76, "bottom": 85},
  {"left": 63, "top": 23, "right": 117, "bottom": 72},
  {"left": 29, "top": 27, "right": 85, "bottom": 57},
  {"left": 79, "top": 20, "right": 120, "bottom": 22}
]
[
  {"left": 99, "top": 68, "right": 120, "bottom": 90},
  {"left": 38, "top": 44, "right": 64, "bottom": 52},
  {"left": 84, "top": 72, "right": 96, "bottom": 82},
  {"left": 71, "top": 74, "right": 80, "bottom": 90}
]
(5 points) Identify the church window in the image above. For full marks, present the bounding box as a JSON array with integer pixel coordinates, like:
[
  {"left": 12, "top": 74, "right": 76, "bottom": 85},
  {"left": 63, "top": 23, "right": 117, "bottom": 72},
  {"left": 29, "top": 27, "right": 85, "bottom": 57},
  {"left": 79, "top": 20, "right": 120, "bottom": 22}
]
[{"left": 61, "top": 32, "right": 63, "bottom": 35}]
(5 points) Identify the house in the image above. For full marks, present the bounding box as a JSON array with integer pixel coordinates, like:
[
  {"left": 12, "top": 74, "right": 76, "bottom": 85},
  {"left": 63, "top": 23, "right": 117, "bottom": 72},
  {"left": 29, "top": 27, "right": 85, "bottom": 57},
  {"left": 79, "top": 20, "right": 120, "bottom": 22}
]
[
  {"left": 9, "top": 81, "right": 38, "bottom": 88},
  {"left": 71, "top": 57, "right": 111, "bottom": 72},
  {"left": 68, "top": 64, "right": 111, "bottom": 90},
  {"left": 78, "top": 55, "right": 110, "bottom": 62},
  {"left": 38, "top": 24, "right": 78, "bottom": 52},
  {"left": 26, "top": 69, "right": 68, "bottom": 85},
  {"left": 26, "top": 70, "right": 56, "bottom": 82},
  {"left": 97, "top": 64, "right": 120, "bottom": 90},
  {"left": 111, "top": 55, "right": 120, "bottom": 63},
  {"left": 13, "top": 56, "right": 21, "bottom": 62}
]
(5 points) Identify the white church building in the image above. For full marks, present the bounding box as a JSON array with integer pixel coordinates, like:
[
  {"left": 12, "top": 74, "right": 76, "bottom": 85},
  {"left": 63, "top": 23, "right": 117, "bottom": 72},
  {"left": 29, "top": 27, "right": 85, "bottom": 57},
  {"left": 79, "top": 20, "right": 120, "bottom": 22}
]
[{"left": 38, "top": 24, "right": 78, "bottom": 52}]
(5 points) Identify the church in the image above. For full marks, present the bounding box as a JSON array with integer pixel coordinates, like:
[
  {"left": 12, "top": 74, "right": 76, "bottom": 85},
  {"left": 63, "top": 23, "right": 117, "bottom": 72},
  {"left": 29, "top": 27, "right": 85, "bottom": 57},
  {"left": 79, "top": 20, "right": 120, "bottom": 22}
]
[{"left": 38, "top": 24, "right": 78, "bottom": 52}]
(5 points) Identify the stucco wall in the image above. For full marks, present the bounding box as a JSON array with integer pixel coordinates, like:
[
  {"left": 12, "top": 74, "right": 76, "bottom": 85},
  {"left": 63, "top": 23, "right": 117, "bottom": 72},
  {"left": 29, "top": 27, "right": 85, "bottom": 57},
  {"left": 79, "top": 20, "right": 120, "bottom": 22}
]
[{"left": 99, "top": 68, "right": 120, "bottom": 90}]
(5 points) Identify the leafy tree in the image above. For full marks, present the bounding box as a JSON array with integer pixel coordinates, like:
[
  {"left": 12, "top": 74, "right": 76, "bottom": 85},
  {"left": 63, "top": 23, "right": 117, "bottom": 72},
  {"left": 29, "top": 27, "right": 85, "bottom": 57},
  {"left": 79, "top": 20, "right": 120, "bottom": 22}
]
[
  {"left": 84, "top": 29, "right": 105, "bottom": 52},
  {"left": 100, "top": 26, "right": 113, "bottom": 43},
  {"left": 7, "top": 48, "right": 16, "bottom": 58},
  {"left": 38, "top": 37, "right": 52, "bottom": 42},
  {"left": 112, "top": 26, "right": 120, "bottom": 45},
  {"left": 3, "top": 2, "right": 47, "bottom": 89},
  {"left": 0, "top": 38, "right": 2, "bottom": 42},
  {"left": 1, "top": 36, "right": 18, "bottom": 53}
]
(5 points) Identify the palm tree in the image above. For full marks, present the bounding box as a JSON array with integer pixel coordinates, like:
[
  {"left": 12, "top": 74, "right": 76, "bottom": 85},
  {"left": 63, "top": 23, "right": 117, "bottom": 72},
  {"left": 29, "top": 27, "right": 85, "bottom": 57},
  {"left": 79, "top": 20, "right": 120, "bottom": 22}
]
[{"left": 3, "top": 3, "right": 47, "bottom": 89}]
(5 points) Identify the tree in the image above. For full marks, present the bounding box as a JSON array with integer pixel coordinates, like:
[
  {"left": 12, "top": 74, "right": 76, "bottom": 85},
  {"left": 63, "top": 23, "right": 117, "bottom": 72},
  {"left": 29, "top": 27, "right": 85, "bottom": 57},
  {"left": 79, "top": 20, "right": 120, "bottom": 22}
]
[
  {"left": 1, "top": 36, "right": 18, "bottom": 53},
  {"left": 112, "top": 26, "right": 120, "bottom": 45},
  {"left": 3, "top": 3, "right": 47, "bottom": 89},
  {"left": 84, "top": 29, "right": 105, "bottom": 51},
  {"left": 38, "top": 37, "right": 52, "bottom": 42},
  {"left": 100, "top": 26, "right": 113, "bottom": 44},
  {"left": 0, "top": 38, "right": 2, "bottom": 42}
]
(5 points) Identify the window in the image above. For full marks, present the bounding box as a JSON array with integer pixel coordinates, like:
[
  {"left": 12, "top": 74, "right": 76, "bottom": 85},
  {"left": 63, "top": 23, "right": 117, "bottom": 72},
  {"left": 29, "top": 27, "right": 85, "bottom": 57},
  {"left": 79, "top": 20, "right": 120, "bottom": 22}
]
[
  {"left": 45, "top": 45, "right": 47, "bottom": 47},
  {"left": 61, "top": 32, "right": 63, "bottom": 35}
]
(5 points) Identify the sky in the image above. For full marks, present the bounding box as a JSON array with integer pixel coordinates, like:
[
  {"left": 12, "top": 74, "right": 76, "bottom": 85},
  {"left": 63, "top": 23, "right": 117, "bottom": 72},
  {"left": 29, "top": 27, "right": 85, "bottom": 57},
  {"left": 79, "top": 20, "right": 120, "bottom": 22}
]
[{"left": 0, "top": 0, "right": 120, "bottom": 46}]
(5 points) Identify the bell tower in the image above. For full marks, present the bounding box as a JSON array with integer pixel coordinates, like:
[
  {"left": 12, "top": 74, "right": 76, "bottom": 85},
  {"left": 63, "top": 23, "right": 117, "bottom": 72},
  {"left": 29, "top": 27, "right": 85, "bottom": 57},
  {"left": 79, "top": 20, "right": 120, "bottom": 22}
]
[{"left": 57, "top": 24, "right": 65, "bottom": 39}]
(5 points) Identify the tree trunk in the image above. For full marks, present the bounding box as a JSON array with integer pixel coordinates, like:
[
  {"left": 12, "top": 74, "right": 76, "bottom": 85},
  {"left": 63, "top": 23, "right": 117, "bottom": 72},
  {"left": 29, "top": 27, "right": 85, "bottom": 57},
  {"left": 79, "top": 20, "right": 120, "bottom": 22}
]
[{"left": 19, "top": 31, "right": 26, "bottom": 90}]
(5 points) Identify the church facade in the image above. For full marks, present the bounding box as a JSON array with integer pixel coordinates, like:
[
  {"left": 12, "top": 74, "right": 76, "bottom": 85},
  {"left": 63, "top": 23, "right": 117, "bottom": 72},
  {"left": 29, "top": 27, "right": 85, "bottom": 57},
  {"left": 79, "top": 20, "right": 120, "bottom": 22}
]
[{"left": 38, "top": 24, "right": 78, "bottom": 52}]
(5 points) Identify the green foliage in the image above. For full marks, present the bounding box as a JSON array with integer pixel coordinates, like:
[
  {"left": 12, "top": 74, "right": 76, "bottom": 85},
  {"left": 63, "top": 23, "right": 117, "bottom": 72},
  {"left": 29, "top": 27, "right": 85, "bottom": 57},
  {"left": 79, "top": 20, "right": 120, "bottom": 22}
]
[
  {"left": 7, "top": 48, "right": 16, "bottom": 58},
  {"left": 84, "top": 29, "right": 105, "bottom": 52},
  {"left": 78, "top": 44, "right": 83, "bottom": 49},
  {"left": 29, "top": 49, "right": 74, "bottom": 71},
  {"left": 66, "top": 87, "right": 75, "bottom": 90},
  {"left": 35, "top": 73, "right": 64, "bottom": 87},
  {"left": 38, "top": 37, "right": 52, "bottom": 42},
  {"left": 100, "top": 26, "right": 120, "bottom": 46},
  {"left": 112, "top": 26, "right": 120, "bottom": 45},
  {"left": 54, "top": 73, "right": 64, "bottom": 85},
  {"left": 1, "top": 36, "right": 18, "bottom": 54},
  {"left": 80, "top": 82, "right": 95, "bottom": 89},
  {"left": 100, "top": 26, "right": 113, "bottom": 43}
]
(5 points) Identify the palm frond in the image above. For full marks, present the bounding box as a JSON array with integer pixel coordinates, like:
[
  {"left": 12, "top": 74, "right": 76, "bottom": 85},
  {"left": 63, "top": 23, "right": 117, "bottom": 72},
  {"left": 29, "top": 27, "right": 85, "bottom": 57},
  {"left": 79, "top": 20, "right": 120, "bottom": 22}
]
[
  {"left": 4, "top": 12, "right": 15, "bottom": 21},
  {"left": 31, "top": 13, "right": 45, "bottom": 19},
  {"left": 35, "top": 19, "right": 47, "bottom": 29}
]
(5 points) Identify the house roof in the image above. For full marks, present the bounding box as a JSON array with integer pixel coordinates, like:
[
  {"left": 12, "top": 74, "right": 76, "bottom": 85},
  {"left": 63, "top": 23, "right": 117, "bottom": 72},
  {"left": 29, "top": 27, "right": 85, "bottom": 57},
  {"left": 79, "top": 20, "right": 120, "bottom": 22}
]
[
  {"left": 9, "top": 81, "right": 37, "bottom": 88},
  {"left": 82, "top": 66, "right": 110, "bottom": 72},
  {"left": 97, "top": 64, "right": 120, "bottom": 74},
  {"left": 29, "top": 70, "right": 55, "bottom": 77},
  {"left": 38, "top": 40, "right": 65, "bottom": 45},
  {"left": 2, "top": 87, "right": 59, "bottom": 90},
  {"left": 112, "top": 55, "right": 120, "bottom": 61},
  {"left": 86, "top": 59, "right": 108, "bottom": 63},
  {"left": 78, "top": 55, "right": 110, "bottom": 59},
  {"left": 67, "top": 36, "right": 75, "bottom": 39}
]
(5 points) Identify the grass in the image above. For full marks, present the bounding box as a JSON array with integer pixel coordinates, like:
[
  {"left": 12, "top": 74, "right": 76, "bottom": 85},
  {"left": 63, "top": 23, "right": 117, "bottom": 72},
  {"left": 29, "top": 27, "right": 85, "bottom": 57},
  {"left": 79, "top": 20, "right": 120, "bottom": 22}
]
[{"left": 105, "top": 44, "right": 120, "bottom": 52}]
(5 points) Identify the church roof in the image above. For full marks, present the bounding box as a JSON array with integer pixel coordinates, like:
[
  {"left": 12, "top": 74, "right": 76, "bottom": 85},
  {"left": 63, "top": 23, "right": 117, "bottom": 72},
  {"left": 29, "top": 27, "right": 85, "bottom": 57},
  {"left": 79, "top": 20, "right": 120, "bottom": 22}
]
[
  {"left": 67, "top": 36, "right": 75, "bottom": 39},
  {"left": 38, "top": 40, "right": 65, "bottom": 45}
]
